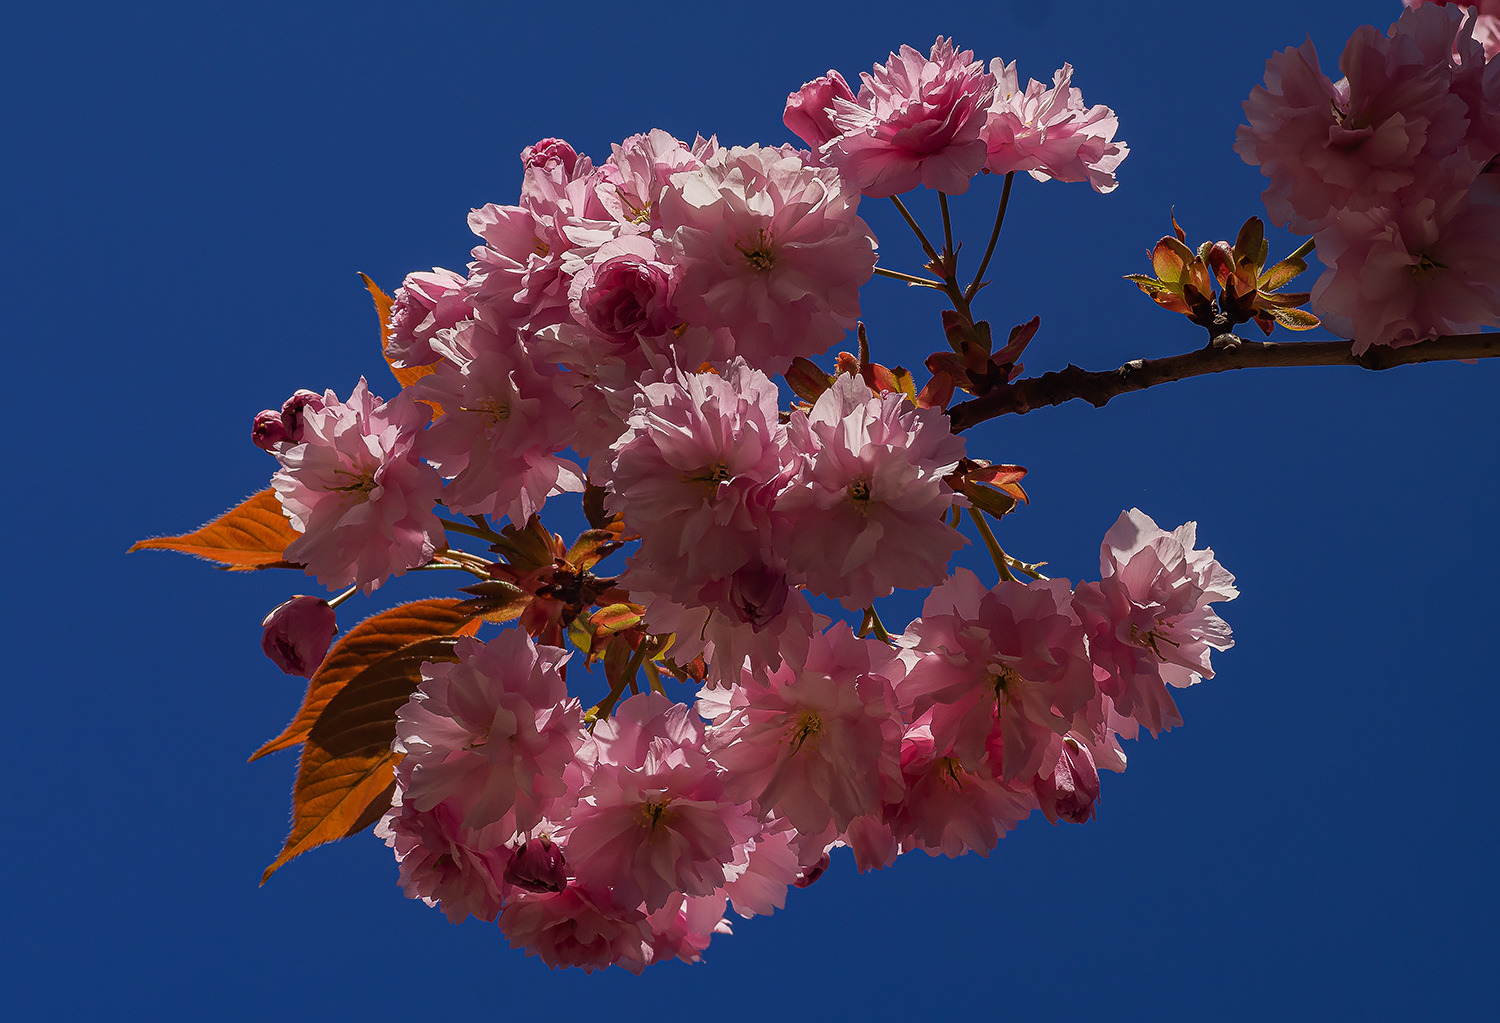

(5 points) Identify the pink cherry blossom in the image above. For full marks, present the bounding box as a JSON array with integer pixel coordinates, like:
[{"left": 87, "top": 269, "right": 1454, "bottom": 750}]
[
  {"left": 783, "top": 71, "right": 857, "bottom": 150},
  {"left": 384, "top": 267, "right": 471, "bottom": 369},
  {"left": 393, "top": 630, "right": 586, "bottom": 833},
  {"left": 899, "top": 570, "right": 1095, "bottom": 781},
  {"left": 661, "top": 144, "right": 877, "bottom": 374},
  {"left": 271, "top": 380, "right": 445, "bottom": 593},
  {"left": 410, "top": 322, "right": 584, "bottom": 526},
  {"left": 826, "top": 38, "right": 996, "bottom": 197},
  {"left": 982, "top": 62, "right": 1128, "bottom": 192},
  {"left": 1310, "top": 169, "right": 1500, "bottom": 349},
  {"left": 884, "top": 716, "right": 1036, "bottom": 858},
  {"left": 376, "top": 789, "right": 511, "bottom": 925},
  {"left": 1236, "top": 4, "right": 1482, "bottom": 234},
  {"left": 602, "top": 360, "right": 790, "bottom": 586},
  {"left": 564, "top": 693, "right": 759, "bottom": 912},
  {"left": 1073, "top": 509, "right": 1237, "bottom": 735},
  {"left": 522, "top": 137, "right": 585, "bottom": 178},
  {"left": 775, "top": 374, "right": 967, "bottom": 610},
  {"left": 706, "top": 622, "right": 905, "bottom": 834},
  {"left": 566, "top": 234, "right": 678, "bottom": 343},
  {"left": 720, "top": 819, "right": 804, "bottom": 919},
  {"left": 645, "top": 893, "right": 733, "bottom": 965},
  {"left": 499, "top": 882, "right": 651, "bottom": 973},
  {"left": 592, "top": 129, "right": 704, "bottom": 234},
  {"left": 1405, "top": 0, "right": 1500, "bottom": 60},
  {"left": 259, "top": 595, "right": 336, "bottom": 678}
]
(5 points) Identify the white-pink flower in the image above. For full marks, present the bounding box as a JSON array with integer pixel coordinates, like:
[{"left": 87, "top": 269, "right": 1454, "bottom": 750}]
[
  {"left": 271, "top": 379, "right": 445, "bottom": 593},
  {"left": 825, "top": 38, "right": 996, "bottom": 196},
  {"left": 661, "top": 144, "right": 876, "bottom": 374},
  {"left": 393, "top": 630, "right": 586, "bottom": 834},
  {"left": 982, "top": 61, "right": 1128, "bottom": 192},
  {"left": 1073, "top": 509, "right": 1237, "bottom": 735},
  {"left": 775, "top": 374, "right": 966, "bottom": 610}
]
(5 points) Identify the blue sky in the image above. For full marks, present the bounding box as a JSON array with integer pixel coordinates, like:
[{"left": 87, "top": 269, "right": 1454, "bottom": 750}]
[{"left": 6, "top": 1, "right": 1496, "bottom": 1019}]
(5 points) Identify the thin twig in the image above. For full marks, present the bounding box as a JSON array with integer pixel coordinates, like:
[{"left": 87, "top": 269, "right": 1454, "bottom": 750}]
[
  {"left": 889, "top": 195, "right": 942, "bottom": 265},
  {"left": 966, "top": 507, "right": 1016, "bottom": 582},
  {"left": 873, "top": 265, "right": 947, "bottom": 289}
]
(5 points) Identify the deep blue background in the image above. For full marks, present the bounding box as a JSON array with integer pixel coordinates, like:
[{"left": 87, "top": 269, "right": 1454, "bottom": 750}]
[{"left": 7, "top": 1, "right": 1495, "bottom": 1019}]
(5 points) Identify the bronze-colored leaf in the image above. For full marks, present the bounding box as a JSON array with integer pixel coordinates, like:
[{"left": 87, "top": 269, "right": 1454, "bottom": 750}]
[
  {"left": 785, "top": 357, "right": 832, "bottom": 404},
  {"left": 251, "top": 599, "right": 479, "bottom": 761},
  {"left": 1270, "top": 306, "right": 1321, "bottom": 330},
  {"left": 130, "top": 489, "right": 299, "bottom": 569}
]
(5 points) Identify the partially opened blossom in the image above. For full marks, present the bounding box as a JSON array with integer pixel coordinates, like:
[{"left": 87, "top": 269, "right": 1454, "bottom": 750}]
[
  {"left": 566, "top": 234, "right": 678, "bottom": 344},
  {"left": 661, "top": 144, "right": 876, "bottom": 373},
  {"left": 393, "top": 630, "right": 586, "bottom": 833},
  {"left": 411, "top": 322, "right": 584, "bottom": 526},
  {"left": 271, "top": 380, "right": 445, "bottom": 593},
  {"left": 259, "top": 595, "right": 336, "bottom": 678},
  {"left": 385, "top": 267, "right": 471, "bottom": 369},
  {"left": 776, "top": 374, "right": 967, "bottom": 610},
  {"left": 706, "top": 622, "right": 905, "bottom": 834},
  {"left": 982, "top": 61, "right": 1128, "bottom": 192},
  {"left": 783, "top": 71, "right": 856, "bottom": 150},
  {"left": 1074, "top": 509, "right": 1237, "bottom": 735},
  {"left": 824, "top": 38, "right": 996, "bottom": 196},
  {"left": 564, "top": 693, "right": 759, "bottom": 912},
  {"left": 1033, "top": 734, "right": 1101, "bottom": 824}
]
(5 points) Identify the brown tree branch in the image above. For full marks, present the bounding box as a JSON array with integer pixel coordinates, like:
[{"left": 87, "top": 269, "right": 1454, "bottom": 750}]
[{"left": 946, "top": 332, "right": 1500, "bottom": 432}]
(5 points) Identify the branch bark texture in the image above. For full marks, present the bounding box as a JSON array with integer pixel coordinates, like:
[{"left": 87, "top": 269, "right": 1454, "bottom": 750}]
[{"left": 947, "top": 332, "right": 1500, "bottom": 433}]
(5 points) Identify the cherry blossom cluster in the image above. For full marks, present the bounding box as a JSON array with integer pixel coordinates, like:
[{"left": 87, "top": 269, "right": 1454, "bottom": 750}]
[
  {"left": 240, "top": 32, "right": 1250, "bottom": 973},
  {"left": 1237, "top": 2, "right": 1500, "bottom": 350},
  {"left": 376, "top": 510, "right": 1235, "bottom": 971}
]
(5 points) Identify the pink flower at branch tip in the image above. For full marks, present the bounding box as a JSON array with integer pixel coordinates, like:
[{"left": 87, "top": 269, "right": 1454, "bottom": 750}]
[
  {"left": 823, "top": 38, "right": 996, "bottom": 197},
  {"left": 983, "top": 61, "right": 1128, "bottom": 192}
]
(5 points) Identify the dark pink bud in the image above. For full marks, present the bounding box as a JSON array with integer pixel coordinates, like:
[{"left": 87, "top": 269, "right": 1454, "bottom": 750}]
[
  {"left": 504, "top": 836, "right": 568, "bottom": 893},
  {"left": 727, "top": 561, "right": 790, "bottom": 631},
  {"left": 260, "top": 595, "right": 338, "bottom": 678},
  {"left": 252, "top": 409, "right": 289, "bottom": 451},
  {"left": 521, "top": 137, "right": 580, "bottom": 176},
  {"left": 1035, "top": 737, "right": 1101, "bottom": 824},
  {"left": 783, "top": 71, "right": 855, "bottom": 149},
  {"left": 794, "top": 851, "right": 830, "bottom": 888},
  {"left": 279, "top": 389, "right": 325, "bottom": 443},
  {"left": 581, "top": 254, "right": 675, "bottom": 341}
]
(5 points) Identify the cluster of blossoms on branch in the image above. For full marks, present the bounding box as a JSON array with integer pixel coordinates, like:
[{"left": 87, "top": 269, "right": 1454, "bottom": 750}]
[
  {"left": 1239, "top": 1, "right": 1500, "bottom": 349},
  {"left": 134, "top": 3, "right": 1498, "bottom": 976}
]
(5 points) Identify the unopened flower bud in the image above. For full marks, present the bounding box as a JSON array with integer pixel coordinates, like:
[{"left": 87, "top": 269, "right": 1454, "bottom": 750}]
[
  {"left": 252, "top": 409, "right": 289, "bottom": 451},
  {"left": 793, "top": 851, "right": 831, "bottom": 888},
  {"left": 279, "top": 389, "right": 326, "bottom": 443},
  {"left": 260, "top": 595, "right": 338, "bottom": 678},
  {"left": 1035, "top": 737, "right": 1100, "bottom": 825},
  {"left": 728, "top": 561, "right": 790, "bottom": 631},
  {"left": 504, "top": 836, "right": 568, "bottom": 893},
  {"left": 580, "top": 253, "right": 674, "bottom": 341},
  {"left": 783, "top": 71, "right": 855, "bottom": 149},
  {"left": 522, "top": 138, "right": 579, "bottom": 176}
]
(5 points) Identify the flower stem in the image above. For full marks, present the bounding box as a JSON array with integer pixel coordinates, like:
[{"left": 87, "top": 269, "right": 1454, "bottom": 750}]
[
  {"left": 889, "top": 195, "right": 942, "bottom": 265},
  {"left": 861, "top": 606, "right": 894, "bottom": 644},
  {"left": 967, "top": 506, "right": 1016, "bottom": 582},
  {"left": 939, "top": 192, "right": 955, "bottom": 262},
  {"left": 965, "top": 172, "right": 1015, "bottom": 301},
  {"left": 437, "top": 516, "right": 500, "bottom": 542},
  {"left": 873, "top": 265, "right": 946, "bottom": 289},
  {"left": 327, "top": 584, "right": 359, "bottom": 609}
]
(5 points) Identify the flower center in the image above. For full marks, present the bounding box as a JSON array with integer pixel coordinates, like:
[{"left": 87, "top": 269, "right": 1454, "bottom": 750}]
[
  {"left": 639, "top": 798, "right": 673, "bottom": 837},
  {"left": 327, "top": 467, "right": 377, "bottom": 496},
  {"left": 848, "top": 477, "right": 872, "bottom": 502},
  {"left": 989, "top": 662, "right": 1023, "bottom": 706},
  {"left": 785, "top": 709, "right": 824, "bottom": 755},
  {"left": 737, "top": 229, "right": 777, "bottom": 271},
  {"left": 459, "top": 397, "right": 512, "bottom": 424}
]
